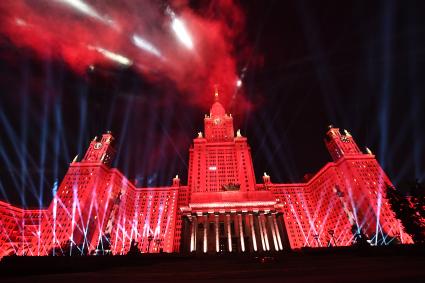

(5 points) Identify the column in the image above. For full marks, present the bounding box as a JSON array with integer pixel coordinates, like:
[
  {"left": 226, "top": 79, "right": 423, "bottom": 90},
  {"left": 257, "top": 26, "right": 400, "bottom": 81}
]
[
  {"left": 190, "top": 215, "right": 197, "bottom": 252},
  {"left": 233, "top": 214, "right": 240, "bottom": 252},
  {"left": 272, "top": 213, "right": 283, "bottom": 250},
  {"left": 181, "top": 216, "right": 191, "bottom": 253},
  {"left": 276, "top": 214, "right": 290, "bottom": 249},
  {"left": 226, "top": 214, "right": 232, "bottom": 252},
  {"left": 189, "top": 215, "right": 194, "bottom": 252},
  {"left": 256, "top": 213, "right": 266, "bottom": 251},
  {"left": 238, "top": 214, "right": 245, "bottom": 252},
  {"left": 215, "top": 214, "right": 219, "bottom": 252},
  {"left": 203, "top": 214, "right": 208, "bottom": 253},
  {"left": 260, "top": 213, "right": 270, "bottom": 251},
  {"left": 249, "top": 213, "right": 257, "bottom": 252},
  {"left": 267, "top": 214, "right": 279, "bottom": 251}
]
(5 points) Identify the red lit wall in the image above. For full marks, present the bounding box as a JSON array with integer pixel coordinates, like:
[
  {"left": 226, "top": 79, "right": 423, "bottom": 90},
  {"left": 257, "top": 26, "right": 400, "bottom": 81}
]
[
  {"left": 0, "top": 95, "right": 414, "bottom": 258},
  {"left": 110, "top": 185, "right": 179, "bottom": 254},
  {"left": 0, "top": 201, "right": 44, "bottom": 258},
  {"left": 0, "top": 201, "right": 23, "bottom": 257},
  {"left": 173, "top": 184, "right": 189, "bottom": 252}
]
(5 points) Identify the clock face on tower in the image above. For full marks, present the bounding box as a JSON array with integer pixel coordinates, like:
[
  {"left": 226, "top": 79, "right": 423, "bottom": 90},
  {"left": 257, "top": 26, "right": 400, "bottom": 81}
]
[
  {"left": 94, "top": 142, "right": 103, "bottom": 149},
  {"left": 214, "top": 118, "right": 221, "bottom": 125},
  {"left": 340, "top": 136, "right": 350, "bottom": 143}
]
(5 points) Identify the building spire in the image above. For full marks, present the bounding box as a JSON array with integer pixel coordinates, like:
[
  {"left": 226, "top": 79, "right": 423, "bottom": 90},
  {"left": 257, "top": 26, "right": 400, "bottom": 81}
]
[{"left": 214, "top": 84, "right": 219, "bottom": 101}]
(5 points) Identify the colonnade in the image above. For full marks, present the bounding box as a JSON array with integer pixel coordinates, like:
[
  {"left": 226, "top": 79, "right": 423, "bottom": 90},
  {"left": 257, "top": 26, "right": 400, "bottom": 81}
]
[{"left": 184, "top": 211, "right": 285, "bottom": 253}]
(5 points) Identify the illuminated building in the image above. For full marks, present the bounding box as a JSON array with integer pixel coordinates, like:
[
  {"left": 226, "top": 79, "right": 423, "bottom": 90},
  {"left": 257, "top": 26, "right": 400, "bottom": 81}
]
[
  {"left": 0, "top": 201, "right": 44, "bottom": 256},
  {"left": 0, "top": 92, "right": 413, "bottom": 258}
]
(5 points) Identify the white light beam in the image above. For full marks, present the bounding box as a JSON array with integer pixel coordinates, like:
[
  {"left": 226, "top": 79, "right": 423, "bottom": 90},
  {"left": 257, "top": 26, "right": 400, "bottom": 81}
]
[
  {"left": 88, "top": 46, "right": 133, "bottom": 66},
  {"left": 132, "top": 35, "right": 162, "bottom": 58},
  {"left": 171, "top": 17, "right": 194, "bottom": 49},
  {"left": 56, "top": 0, "right": 115, "bottom": 26}
]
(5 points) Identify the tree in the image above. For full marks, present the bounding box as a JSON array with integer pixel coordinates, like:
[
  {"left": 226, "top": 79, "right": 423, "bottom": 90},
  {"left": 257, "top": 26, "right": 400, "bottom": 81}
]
[
  {"left": 386, "top": 184, "right": 425, "bottom": 244},
  {"left": 410, "top": 180, "right": 425, "bottom": 223}
]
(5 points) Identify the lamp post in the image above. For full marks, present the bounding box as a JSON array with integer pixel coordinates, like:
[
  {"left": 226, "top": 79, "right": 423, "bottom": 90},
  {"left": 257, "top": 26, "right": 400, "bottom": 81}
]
[
  {"left": 328, "top": 229, "right": 337, "bottom": 247},
  {"left": 154, "top": 238, "right": 163, "bottom": 253},
  {"left": 395, "top": 233, "right": 401, "bottom": 244},
  {"left": 140, "top": 238, "right": 145, "bottom": 253},
  {"left": 147, "top": 234, "right": 154, "bottom": 253},
  {"left": 355, "top": 231, "right": 361, "bottom": 244},
  {"left": 313, "top": 234, "right": 320, "bottom": 247}
]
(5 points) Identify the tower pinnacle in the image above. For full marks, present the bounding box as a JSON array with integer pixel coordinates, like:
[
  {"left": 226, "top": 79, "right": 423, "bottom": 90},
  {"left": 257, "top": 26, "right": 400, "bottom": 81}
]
[{"left": 214, "top": 84, "right": 219, "bottom": 101}]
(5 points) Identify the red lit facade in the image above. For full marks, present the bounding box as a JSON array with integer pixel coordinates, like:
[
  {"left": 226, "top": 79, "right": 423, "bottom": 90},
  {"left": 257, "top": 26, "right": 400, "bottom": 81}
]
[
  {"left": 0, "top": 93, "right": 413, "bottom": 258},
  {"left": 0, "top": 201, "right": 44, "bottom": 256}
]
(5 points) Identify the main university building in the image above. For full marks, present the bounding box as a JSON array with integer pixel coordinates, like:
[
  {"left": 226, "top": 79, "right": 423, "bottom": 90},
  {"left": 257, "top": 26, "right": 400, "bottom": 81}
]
[{"left": 0, "top": 92, "right": 413, "bottom": 257}]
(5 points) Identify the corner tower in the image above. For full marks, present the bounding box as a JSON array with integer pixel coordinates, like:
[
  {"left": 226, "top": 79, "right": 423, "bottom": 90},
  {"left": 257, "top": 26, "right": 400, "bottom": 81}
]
[
  {"left": 82, "top": 131, "right": 116, "bottom": 166},
  {"left": 325, "top": 125, "right": 362, "bottom": 161},
  {"left": 323, "top": 126, "right": 413, "bottom": 244},
  {"left": 33, "top": 131, "right": 120, "bottom": 255}
]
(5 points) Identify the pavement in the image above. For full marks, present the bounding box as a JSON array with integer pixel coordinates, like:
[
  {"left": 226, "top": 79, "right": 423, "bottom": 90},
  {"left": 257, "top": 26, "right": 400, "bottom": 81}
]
[{"left": 1, "top": 249, "right": 425, "bottom": 283}]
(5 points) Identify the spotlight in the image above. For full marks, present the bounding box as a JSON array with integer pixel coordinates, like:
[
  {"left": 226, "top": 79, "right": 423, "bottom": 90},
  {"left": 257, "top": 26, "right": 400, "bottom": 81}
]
[
  {"left": 88, "top": 46, "right": 132, "bottom": 66},
  {"left": 166, "top": 7, "right": 194, "bottom": 50},
  {"left": 57, "top": 0, "right": 115, "bottom": 26},
  {"left": 132, "top": 35, "right": 162, "bottom": 58},
  {"left": 171, "top": 17, "right": 194, "bottom": 49}
]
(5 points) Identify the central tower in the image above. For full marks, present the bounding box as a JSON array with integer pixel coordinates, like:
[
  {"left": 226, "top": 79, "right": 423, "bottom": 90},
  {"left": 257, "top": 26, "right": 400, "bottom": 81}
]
[
  {"left": 187, "top": 90, "right": 256, "bottom": 193},
  {"left": 204, "top": 90, "right": 234, "bottom": 142}
]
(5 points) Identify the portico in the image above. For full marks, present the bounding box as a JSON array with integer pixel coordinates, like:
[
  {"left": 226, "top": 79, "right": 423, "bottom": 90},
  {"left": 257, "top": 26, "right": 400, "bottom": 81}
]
[{"left": 180, "top": 191, "right": 288, "bottom": 253}]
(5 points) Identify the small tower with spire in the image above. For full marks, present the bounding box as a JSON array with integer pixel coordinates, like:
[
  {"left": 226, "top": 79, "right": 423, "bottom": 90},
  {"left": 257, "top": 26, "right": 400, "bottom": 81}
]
[
  {"left": 263, "top": 172, "right": 271, "bottom": 186},
  {"left": 214, "top": 84, "right": 219, "bottom": 101},
  {"left": 173, "top": 175, "right": 180, "bottom": 187}
]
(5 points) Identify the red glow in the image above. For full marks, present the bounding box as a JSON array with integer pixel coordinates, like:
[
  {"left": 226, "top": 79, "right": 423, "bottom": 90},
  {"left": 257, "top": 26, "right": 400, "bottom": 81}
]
[
  {"left": 0, "top": 96, "right": 414, "bottom": 258},
  {"left": 0, "top": 0, "right": 253, "bottom": 110}
]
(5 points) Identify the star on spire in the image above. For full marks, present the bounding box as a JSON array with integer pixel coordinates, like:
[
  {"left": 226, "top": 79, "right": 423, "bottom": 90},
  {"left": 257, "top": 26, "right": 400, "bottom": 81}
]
[{"left": 214, "top": 84, "right": 219, "bottom": 101}]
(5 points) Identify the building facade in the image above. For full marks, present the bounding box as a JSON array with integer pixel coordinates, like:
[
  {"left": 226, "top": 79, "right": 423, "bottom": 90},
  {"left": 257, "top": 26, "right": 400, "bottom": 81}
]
[{"left": 0, "top": 93, "right": 413, "bottom": 257}]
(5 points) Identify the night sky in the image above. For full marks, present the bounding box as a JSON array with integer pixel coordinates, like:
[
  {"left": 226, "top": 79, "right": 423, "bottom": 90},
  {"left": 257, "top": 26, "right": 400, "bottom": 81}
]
[{"left": 0, "top": 0, "right": 424, "bottom": 208}]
